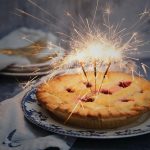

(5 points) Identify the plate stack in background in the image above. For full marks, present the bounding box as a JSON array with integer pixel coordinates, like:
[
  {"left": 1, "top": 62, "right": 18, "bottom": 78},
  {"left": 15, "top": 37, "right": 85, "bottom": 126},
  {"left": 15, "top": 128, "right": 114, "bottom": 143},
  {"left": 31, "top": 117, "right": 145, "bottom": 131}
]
[{"left": 0, "top": 28, "right": 65, "bottom": 76}]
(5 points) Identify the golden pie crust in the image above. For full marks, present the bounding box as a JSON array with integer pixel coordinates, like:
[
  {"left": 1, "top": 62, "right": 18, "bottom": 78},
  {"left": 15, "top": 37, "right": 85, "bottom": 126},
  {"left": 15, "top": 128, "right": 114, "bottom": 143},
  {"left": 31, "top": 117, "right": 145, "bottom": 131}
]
[{"left": 36, "top": 72, "right": 150, "bottom": 129}]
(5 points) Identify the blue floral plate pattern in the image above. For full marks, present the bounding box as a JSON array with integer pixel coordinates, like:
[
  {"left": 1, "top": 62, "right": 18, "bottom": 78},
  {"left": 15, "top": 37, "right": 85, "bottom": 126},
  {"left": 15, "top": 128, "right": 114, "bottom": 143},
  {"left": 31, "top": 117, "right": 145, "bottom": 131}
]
[{"left": 22, "top": 88, "right": 150, "bottom": 138}]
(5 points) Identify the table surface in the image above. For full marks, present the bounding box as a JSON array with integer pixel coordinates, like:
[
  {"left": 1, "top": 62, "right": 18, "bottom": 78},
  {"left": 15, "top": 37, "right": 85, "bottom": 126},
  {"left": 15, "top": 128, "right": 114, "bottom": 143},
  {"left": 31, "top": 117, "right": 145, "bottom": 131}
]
[{"left": 1, "top": 58, "right": 150, "bottom": 150}]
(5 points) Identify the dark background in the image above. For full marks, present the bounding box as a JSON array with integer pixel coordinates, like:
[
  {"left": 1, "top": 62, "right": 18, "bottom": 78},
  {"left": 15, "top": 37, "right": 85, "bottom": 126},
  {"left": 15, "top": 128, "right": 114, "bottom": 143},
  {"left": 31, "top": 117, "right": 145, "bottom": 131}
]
[{"left": 0, "top": 1, "right": 149, "bottom": 40}]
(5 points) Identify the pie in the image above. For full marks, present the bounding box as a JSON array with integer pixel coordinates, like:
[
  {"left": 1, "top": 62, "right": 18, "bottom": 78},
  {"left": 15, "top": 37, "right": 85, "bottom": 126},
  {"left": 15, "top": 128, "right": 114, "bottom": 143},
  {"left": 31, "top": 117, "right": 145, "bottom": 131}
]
[{"left": 36, "top": 71, "right": 150, "bottom": 129}]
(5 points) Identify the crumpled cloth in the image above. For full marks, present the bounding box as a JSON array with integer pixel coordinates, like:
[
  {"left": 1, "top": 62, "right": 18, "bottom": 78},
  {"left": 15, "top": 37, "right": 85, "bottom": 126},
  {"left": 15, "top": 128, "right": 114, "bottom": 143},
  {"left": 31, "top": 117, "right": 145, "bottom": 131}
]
[
  {"left": 0, "top": 73, "right": 76, "bottom": 150},
  {"left": 0, "top": 27, "right": 58, "bottom": 70}
]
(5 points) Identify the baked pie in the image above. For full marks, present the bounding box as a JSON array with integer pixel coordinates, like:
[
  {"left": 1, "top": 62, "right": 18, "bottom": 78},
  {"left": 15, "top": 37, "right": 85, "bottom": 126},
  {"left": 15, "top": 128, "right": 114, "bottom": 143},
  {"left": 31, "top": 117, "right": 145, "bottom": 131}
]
[{"left": 36, "top": 72, "right": 150, "bottom": 129}]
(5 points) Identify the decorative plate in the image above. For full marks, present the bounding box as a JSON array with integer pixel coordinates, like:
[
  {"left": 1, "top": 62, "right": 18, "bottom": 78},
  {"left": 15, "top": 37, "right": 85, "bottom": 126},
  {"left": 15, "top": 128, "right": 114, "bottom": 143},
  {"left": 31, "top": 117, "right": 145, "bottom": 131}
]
[{"left": 22, "top": 88, "right": 150, "bottom": 139}]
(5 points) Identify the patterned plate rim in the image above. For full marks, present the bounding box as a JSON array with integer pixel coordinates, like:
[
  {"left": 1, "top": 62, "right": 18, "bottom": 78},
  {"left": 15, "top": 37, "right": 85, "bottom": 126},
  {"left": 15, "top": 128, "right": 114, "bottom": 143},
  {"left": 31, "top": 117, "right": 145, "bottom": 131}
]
[{"left": 21, "top": 88, "right": 150, "bottom": 139}]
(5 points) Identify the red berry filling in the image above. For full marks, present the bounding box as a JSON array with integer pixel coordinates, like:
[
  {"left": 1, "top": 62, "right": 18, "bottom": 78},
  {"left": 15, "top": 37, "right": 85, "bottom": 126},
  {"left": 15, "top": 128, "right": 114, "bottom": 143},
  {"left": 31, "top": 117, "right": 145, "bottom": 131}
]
[
  {"left": 118, "top": 81, "right": 131, "bottom": 88},
  {"left": 121, "top": 99, "right": 134, "bottom": 102},
  {"left": 80, "top": 97, "right": 94, "bottom": 102},
  {"left": 66, "top": 88, "right": 74, "bottom": 93},
  {"left": 83, "top": 82, "right": 92, "bottom": 88},
  {"left": 100, "top": 89, "right": 112, "bottom": 95},
  {"left": 140, "top": 90, "right": 144, "bottom": 93}
]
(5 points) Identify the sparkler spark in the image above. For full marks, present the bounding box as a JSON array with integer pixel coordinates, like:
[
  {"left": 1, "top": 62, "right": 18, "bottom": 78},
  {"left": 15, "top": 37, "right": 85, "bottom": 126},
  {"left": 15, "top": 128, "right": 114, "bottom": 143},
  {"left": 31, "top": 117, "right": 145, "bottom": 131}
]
[
  {"left": 98, "top": 62, "right": 111, "bottom": 93},
  {"left": 64, "top": 93, "right": 87, "bottom": 124},
  {"left": 62, "top": 3, "right": 149, "bottom": 72},
  {"left": 139, "top": 8, "right": 150, "bottom": 19},
  {"left": 94, "top": 60, "right": 97, "bottom": 93},
  {"left": 80, "top": 62, "right": 92, "bottom": 93},
  {"left": 141, "top": 62, "right": 149, "bottom": 76}
]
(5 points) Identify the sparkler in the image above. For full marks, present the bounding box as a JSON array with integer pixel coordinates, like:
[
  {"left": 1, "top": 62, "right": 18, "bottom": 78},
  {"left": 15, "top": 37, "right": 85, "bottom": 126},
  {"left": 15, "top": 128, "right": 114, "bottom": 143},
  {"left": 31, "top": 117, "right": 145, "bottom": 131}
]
[
  {"left": 64, "top": 92, "right": 87, "bottom": 124},
  {"left": 94, "top": 60, "right": 97, "bottom": 93},
  {"left": 98, "top": 62, "right": 111, "bottom": 94},
  {"left": 80, "top": 62, "right": 92, "bottom": 93}
]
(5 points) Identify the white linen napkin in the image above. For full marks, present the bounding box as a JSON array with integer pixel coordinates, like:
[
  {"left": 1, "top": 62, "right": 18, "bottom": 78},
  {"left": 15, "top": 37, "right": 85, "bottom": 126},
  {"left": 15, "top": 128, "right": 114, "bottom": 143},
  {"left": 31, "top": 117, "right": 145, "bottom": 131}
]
[
  {"left": 0, "top": 73, "right": 76, "bottom": 150},
  {"left": 0, "top": 27, "right": 58, "bottom": 71},
  {"left": 0, "top": 27, "right": 57, "bottom": 49}
]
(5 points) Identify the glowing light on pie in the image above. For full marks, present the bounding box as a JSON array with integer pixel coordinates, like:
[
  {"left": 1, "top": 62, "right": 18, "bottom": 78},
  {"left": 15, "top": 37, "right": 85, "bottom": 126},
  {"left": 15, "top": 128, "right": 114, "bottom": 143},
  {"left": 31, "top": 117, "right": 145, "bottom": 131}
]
[{"left": 62, "top": 24, "right": 133, "bottom": 96}]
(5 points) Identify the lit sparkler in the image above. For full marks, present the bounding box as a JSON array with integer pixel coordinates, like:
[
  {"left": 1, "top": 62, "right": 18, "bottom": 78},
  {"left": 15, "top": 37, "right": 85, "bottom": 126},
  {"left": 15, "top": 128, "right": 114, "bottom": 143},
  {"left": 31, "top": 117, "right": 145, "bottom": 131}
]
[
  {"left": 98, "top": 62, "right": 111, "bottom": 93},
  {"left": 94, "top": 60, "right": 97, "bottom": 93},
  {"left": 80, "top": 62, "right": 92, "bottom": 92}
]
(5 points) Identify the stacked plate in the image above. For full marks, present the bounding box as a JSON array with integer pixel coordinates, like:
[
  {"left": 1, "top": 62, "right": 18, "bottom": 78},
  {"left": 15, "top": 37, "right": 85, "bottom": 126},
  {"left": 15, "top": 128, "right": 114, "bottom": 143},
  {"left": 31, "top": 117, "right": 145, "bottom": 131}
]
[
  {"left": 0, "top": 28, "right": 66, "bottom": 76},
  {"left": 1, "top": 62, "right": 56, "bottom": 77},
  {"left": 0, "top": 48, "right": 64, "bottom": 76},
  {"left": 0, "top": 41, "right": 65, "bottom": 76}
]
